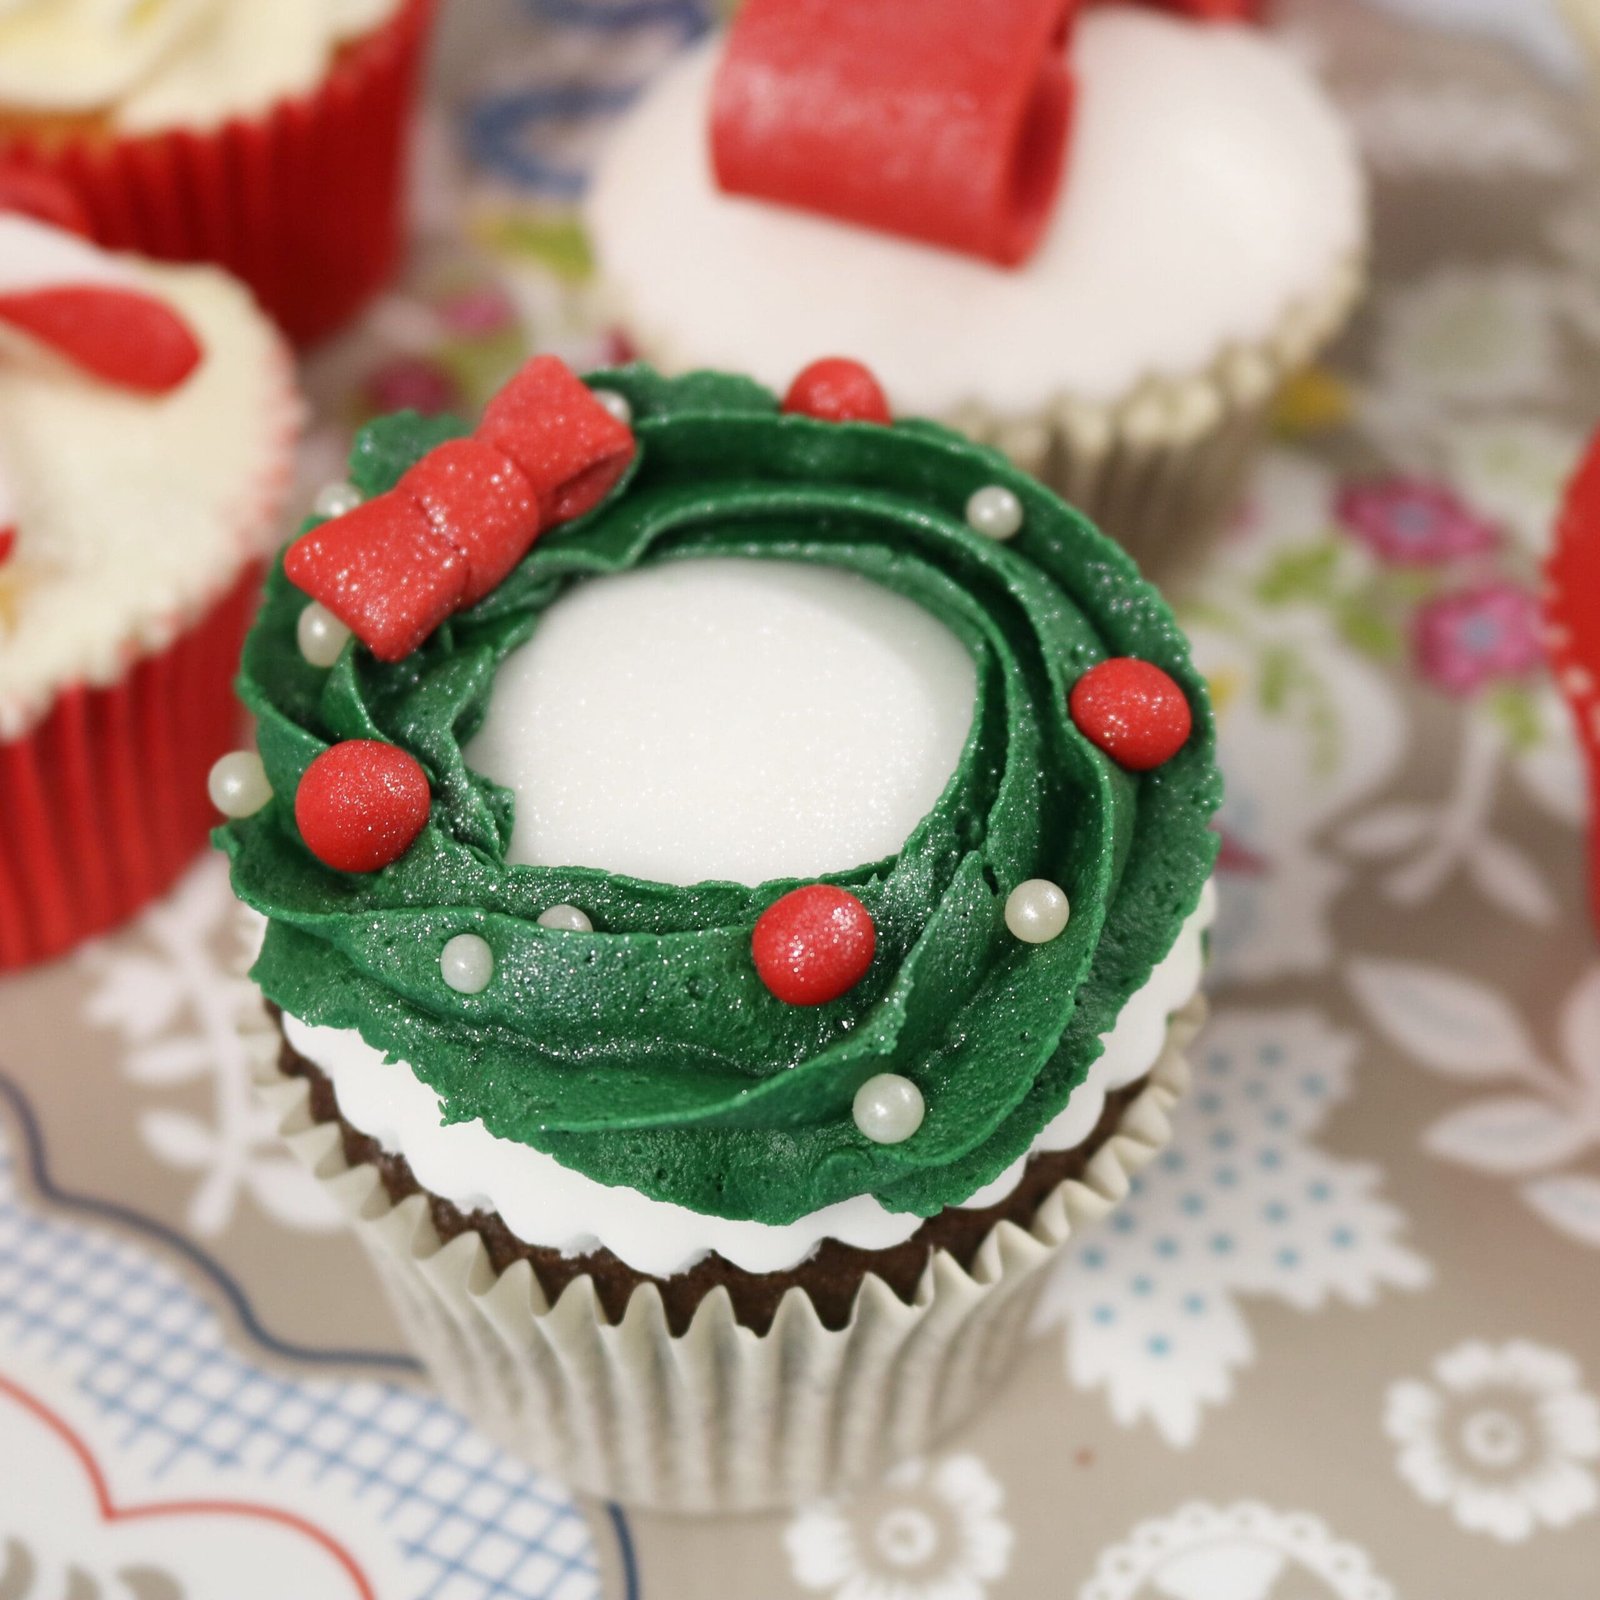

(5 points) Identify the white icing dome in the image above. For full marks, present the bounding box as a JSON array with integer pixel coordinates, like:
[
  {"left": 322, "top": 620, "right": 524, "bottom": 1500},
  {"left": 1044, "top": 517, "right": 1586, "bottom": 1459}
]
[
  {"left": 464, "top": 558, "right": 979, "bottom": 886},
  {"left": 587, "top": 9, "right": 1367, "bottom": 416}
]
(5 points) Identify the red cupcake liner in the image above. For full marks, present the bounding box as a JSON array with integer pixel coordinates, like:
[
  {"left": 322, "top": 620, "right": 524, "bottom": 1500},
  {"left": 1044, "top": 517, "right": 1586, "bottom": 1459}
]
[
  {"left": 0, "top": 0, "right": 434, "bottom": 346},
  {"left": 0, "top": 566, "right": 261, "bottom": 972},
  {"left": 1548, "top": 429, "right": 1600, "bottom": 935}
]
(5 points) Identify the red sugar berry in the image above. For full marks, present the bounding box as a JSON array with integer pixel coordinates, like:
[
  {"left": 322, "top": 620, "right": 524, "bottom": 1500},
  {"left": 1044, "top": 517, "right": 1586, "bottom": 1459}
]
[
  {"left": 752, "top": 885, "right": 876, "bottom": 1006},
  {"left": 1069, "top": 658, "right": 1193, "bottom": 772},
  {"left": 782, "top": 359, "right": 892, "bottom": 425},
  {"left": 295, "top": 741, "right": 431, "bottom": 874},
  {"left": 0, "top": 525, "right": 14, "bottom": 565}
]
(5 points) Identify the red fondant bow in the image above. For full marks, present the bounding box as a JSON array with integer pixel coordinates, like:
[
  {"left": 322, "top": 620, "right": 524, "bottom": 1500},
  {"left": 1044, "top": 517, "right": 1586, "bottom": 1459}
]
[
  {"left": 1548, "top": 432, "right": 1600, "bottom": 937},
  {"left": 710, "top": 0, "right": 1267, "bottom": 270},
  {"left": 285, "top": 356, "right": 636, "bottom": 661}
]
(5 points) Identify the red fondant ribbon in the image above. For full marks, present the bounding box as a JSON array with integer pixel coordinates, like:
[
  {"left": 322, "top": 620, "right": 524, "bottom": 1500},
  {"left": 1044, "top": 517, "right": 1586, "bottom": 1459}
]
[
  {"left": 285, "top": 356, "right": 635, "bottom": 662},
  {"left": 711, "top": 0, "right": 1079, "bottom": 269},
  {"left": 0, "top": 285, "right": 202, "bottom": 394},
  {"left": 1549, "top": 433, "right": 1600, "bottom": 937}
]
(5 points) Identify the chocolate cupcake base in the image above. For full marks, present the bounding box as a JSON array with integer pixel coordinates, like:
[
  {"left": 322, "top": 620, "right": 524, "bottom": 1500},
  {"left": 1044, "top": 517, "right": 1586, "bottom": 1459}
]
[{"left": 256, "top": 996, "right": 1205, "bottom": 1512}]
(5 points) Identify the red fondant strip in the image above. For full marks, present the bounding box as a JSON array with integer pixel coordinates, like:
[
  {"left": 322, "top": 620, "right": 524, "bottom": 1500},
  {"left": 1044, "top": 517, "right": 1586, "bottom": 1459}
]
[
  {"left": 479, "top": 355, "right": 636, "bottom": 522},
  {"left": 285, "top": 496, "right": 468, "bottom": 663},
  {"left": 285, "top": 356, "right": 636, "bottom": 660},
  {"left": 711, "top": 0, "right": 1078, "bottom": 268},
  {"left": 1548, "top": 432, "right": 1600, "bottom": 936},
  {"left": 0, "top": 285, "right": 202, "bottom": 393},
  {"left": 0, "top": 164, "right": 91, "bottom": 235}
]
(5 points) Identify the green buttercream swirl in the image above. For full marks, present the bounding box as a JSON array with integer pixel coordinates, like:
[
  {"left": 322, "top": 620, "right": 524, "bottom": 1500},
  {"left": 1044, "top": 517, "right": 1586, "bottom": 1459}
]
[{"left": 219, "top": 367, "right": 1221, "bottom": 1226}]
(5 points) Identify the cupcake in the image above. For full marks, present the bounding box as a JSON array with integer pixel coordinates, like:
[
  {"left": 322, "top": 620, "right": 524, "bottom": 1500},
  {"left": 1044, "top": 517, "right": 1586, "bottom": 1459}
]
[
  {"left": 586, "top": 0, "right": 1367, "bottom": 577},
  {"left": 222, "top": 354, "right": 1221, "bottom": 1511},
  {"left": 0, "top": 209, "right": 297, "bottom": 970},
  {"left": 0, "top": 0, "right": 434, "bottom": 344}
]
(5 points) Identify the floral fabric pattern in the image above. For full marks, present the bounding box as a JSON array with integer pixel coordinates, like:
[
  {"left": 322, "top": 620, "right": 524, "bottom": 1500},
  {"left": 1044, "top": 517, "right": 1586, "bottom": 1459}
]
[{"left": 1385, "top": 1341, "right": 1600, "bottom": 1541}]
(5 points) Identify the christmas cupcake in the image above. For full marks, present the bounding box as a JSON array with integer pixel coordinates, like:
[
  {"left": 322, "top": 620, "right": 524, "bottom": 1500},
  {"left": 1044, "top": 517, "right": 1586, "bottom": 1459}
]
[
  {"left": 0, "top": 210, "right": 297, "bottom": 970},
  {"left": 223, "top": 355, "right": 1221, "bottom": 1511},
  {"left": 0, "top": 0, "right": 434, "bottom": 344},
  {"left": 586, "top": 0, "right": 1366, "bottom": 577}
]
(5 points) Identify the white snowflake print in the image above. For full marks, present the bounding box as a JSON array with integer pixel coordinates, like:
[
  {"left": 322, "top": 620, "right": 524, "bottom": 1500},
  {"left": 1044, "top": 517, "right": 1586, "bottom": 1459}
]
[
  {"left": 1349, "top": 960, "right": 1600, "bottom": 1248},
  {"left": 785, "top": 1454, "right": 1012, "bottom": 1600},
  {"left": 1032, "top": 1008, "right": 1430, "bottom": 1448},
  {"left": 1080, "top": 1500, "right": 1396, "bottom": 1600},
  {"left": 79, "top": 857, "right": 338, "bottom": 1239},
  {"left": 1385, "top": 1339, "right": 1600, "bottom": 1542}
]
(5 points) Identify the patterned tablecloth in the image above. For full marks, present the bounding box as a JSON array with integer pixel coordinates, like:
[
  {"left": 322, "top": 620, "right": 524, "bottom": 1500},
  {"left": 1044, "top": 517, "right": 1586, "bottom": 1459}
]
[{"left": 1, "top": 1, "right": 1598, "bottom": 1594}]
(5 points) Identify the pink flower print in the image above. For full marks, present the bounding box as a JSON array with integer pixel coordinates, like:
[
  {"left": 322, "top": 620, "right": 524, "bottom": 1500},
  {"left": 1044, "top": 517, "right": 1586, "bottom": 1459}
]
[
  {"left": 436, "top": 284, "right": 518, "bottom": 339},
  {"left": 363, "top": 356, "right": 461, "bottom": 417},
  {"left": 1414, "top": 584, "right": 1545, "bottom": 697},
  {"left": 1337, "top": 478, "right": 1501, "bottom": 567}
]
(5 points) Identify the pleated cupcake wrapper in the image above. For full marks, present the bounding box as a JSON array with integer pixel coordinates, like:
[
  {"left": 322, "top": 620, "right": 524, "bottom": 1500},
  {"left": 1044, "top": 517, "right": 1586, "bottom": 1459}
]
[
  {"left": 943, "top": 255, "right": 1365, "bottom": 581},
  {"left": 0, "top": 566, "right": 261, "bottom": 971},
  {"left": 255, "top": 993, "right": 1206, "bottom": 1513},
  {"left": 612, "top": 254, "right": 1363, "bottom": 586},
  {"left": 0, "top": 0, "right": 434, "bottom": 345}
]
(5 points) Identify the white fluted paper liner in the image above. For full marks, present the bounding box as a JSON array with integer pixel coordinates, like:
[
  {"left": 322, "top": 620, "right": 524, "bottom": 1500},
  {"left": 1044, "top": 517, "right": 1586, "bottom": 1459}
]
[
  {"left": 941, "top": 257, "right": 1365, "bottom": 581},
  {"left": 253, "top": 993, "right": 1205, "bottom": 1513}
]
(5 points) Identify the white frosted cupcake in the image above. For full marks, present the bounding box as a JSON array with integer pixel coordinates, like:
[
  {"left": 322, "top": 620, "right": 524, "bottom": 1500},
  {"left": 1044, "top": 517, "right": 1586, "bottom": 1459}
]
[
  {"left": 587, "top": 6, "right": 1367, "bottom": 574},
  {"left": 226, "top": 359, "right": 1221, "bottom": 1510},
  {"left": 0, "top": 212, "right": 297, "bottom": 968},
  {"left": 0, "top": 0, "right": 435, "bottom": 342}
]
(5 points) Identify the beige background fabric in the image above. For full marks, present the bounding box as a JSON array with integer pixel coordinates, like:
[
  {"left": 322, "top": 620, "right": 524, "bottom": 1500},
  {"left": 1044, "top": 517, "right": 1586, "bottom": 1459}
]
[{"left": 0, "top": 0, "right": 1596, "bottom": 1594}]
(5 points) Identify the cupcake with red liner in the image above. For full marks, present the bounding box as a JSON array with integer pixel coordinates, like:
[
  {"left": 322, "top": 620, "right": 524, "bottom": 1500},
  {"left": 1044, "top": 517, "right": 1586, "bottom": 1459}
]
[
  {"left": 0, "top": 0, "right": 434, "bottom": 344},
  {"left": 223, "top": 353, "right": 1221, "bottom": 1510},
  {"left": 1548, "top": 429, "right": 1600, "bottom": 935},
  {"left": 0, "top": 209, "right": 297, "bottom": 970},
  {"left": 587, "top": 0, "right": 1365, "bottom": 577}
]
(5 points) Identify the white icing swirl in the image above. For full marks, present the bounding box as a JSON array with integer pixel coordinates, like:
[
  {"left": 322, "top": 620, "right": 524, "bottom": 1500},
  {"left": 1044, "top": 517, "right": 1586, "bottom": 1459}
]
[
  {"left": 588, "top": 9, "right": 1367, "bottom": 415},
  {"left": 0, "top": 218, "right": 298, "bottom": 734},
  {"left": 0, "top": 0, "right": 403, "bottom": 130},
  {"left": 283, "top": 884, "right": 1214, "bottom": 1279}
]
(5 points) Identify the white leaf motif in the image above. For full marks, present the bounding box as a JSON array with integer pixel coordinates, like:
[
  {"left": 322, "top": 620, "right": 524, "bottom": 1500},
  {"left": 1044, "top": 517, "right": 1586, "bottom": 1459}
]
[
  {"left": 1559, "top": 969, "right": 1600, "bottom": 1097},
  {"left": 1349, "top": 959, "right": 1542, "bottom": 1079},
  {"left": 1522, "top": 1175, "right": 1600, "bottom": 1249},
  {"left": 1424, "top": 1098, "right": 1594, "bottom": 1175},
  {"left": 137, "top": 1110, "right": 215, "bottom": 1171},
  {"left": 1338, "top": 804, "right": 1433, "bottom": 859},
  {"left": 1470, "top": 835, "right": 1558, "bottom": 925}
]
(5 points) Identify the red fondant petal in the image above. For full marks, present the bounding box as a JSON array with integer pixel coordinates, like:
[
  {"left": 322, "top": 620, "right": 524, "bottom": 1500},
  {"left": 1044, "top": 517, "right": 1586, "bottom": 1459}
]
[
  {"left": 0, "top": 285, "right": 201, "bottom": 393},
  {"left": 399, "top": 437, "right": 542, "bottom": 604},
  {"left": 285, "top": 494, "right": 469, "bottom": 662},
  {"left": 711, "top": 0, "right": 1078, "bottom": 268},
  {"left": 477, "top": 355, "right": 636, "bottom": 525}
]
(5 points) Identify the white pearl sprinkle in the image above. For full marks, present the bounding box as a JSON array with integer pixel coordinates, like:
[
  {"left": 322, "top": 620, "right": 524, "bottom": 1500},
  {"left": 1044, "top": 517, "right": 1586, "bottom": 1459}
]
[
  {"left": 538, "top": 904, "right": 593, "bottom": 932},
  {"left": 1005, "top": 879, "right": 1071, "bottom": 944},
  {"left": 441, "top": 932, "right": 494, "bottom": 994},
  {"left": 853, "top": 1074, "right": 925, "bottom": 1145},
  {"left": 207, "top": 751, "right": 272, "bottom": 818},
  {"left": 965, "top": 484, "right": 1024, "bottom": 541},
  {"left": 313, "top": 481, "right": 363, "bottom": 520},
  {"left": 297, "top": 602, "right": 352, "bottom": 668},
  {"left": 591, "top": 389, "right": 632, "bottom": 426}
]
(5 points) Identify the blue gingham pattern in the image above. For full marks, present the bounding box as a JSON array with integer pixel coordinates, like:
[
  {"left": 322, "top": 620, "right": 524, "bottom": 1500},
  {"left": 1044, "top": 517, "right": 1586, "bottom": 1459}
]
[{"left": 0, "top": 1134, "right": 605, "bottom": 1600}]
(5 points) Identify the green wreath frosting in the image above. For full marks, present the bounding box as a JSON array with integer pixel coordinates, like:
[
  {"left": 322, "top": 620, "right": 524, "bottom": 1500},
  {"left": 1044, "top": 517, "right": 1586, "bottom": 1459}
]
[{"left": 219, "top": 366, "right": 1221, "bottom": 1226}]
